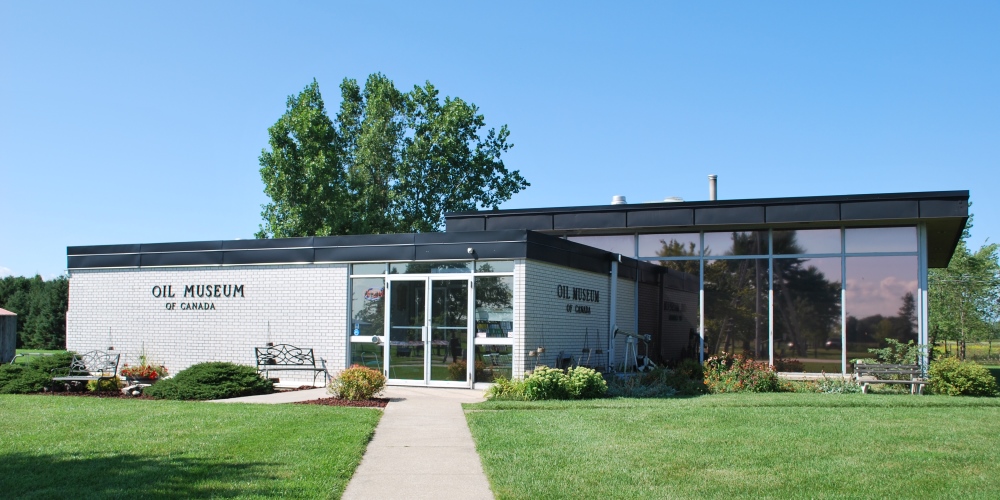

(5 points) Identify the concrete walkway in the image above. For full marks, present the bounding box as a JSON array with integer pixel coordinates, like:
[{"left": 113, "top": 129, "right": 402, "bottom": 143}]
[
  {"left": 342, "top": 386, "right": 493, "bottom": 500},
  {"left": 210, "top": 385, "right": 494, "bottom": 499}
]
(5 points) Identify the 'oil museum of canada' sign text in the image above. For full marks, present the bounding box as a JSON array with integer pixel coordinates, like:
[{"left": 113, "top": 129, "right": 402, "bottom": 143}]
[
  {"left": 151, "top": 284, "right": 245, "bottom": 311},
  {"left": 556, "top": 285, "right": 599, "bottom": 314}
]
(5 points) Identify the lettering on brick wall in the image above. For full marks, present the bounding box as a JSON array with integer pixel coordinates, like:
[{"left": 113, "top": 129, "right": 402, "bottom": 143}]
[
  {"left": 556, "top": 284, "right": 599, "bottom": 314},
  {"left": 152, "top": 284, "right": 245, "bottom": 311}
]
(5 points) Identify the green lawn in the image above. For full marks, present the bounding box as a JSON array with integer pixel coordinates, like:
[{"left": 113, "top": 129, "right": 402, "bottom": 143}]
[
  {"left": 0, "top": 395, "right": 381, "bottom": 499},
  {"left": 11, "top": 349, "right": 67, "bottom": 364},
  {"left": 466, "top": 394, "right": 1000, "bottom": 499}
]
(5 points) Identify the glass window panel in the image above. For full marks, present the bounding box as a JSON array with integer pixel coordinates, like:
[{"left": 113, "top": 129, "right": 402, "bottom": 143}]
[
  {"left": 773, "top": 229, "right": 841, "bottom": 255},
  {"left": 845, "top": 256, "right": 919, "bottom": 365},
  {"left": 703, "top": 231, "right": 769, "bottom": 257},
  {"left": 351, "top": 263, "right": 386, "bottom": 275},
  {"left": 475, "top": 276, "right": 514, "bottom": 338},
  {"left": 567, "top": 235, "right": 635, "bottom": 256},
  {"left": 845, "top": 227, "right": 917, "bottom": 253},
  {"left": 704, "top": 259, "right": 769, "bottom": 360},
  {"left": 349, "top": 278, "right": 386, "bottom": 369},
  {"left": 773, "top": 258, "right": 843, "bottom": 372},
  {"left": 655, "top": 262, "right": 701, "bottom": 364},
  {"left": 475, "top": 344, "right": 513, "bottom": 383},
  {"left": 389, "top": 261, "right": 472, "bottom": 274},
  {"left": 638, "top": 233, "right": 700, "bottom": 258},
  {"left": 476, "top": 260, "right": 514, "bottom": 273}
]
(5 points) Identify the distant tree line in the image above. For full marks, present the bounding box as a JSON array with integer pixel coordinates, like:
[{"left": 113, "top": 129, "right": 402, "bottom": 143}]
[{"left": 0, "top": 275, "right": 68, "bottom": 350}]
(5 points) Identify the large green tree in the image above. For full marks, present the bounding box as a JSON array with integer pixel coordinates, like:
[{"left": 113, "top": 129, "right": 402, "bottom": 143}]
[
  {"left": 0, "top": 275, "right": 68, "bottom": 349},
  {"left": 258, "top": 74, "right": 528, "bottom": 238},
  {"left": 929, "top": 212, "right": 1000, "bottom": 359}
]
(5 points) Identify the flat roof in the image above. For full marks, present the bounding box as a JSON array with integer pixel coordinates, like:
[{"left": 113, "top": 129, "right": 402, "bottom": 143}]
[{"left": 445, "top": 190, "right": 969, "bottom": 267}]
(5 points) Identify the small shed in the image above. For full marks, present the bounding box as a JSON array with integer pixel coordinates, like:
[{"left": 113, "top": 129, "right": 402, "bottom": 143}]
[{"left": 0, "top": 308, "right": 16, "bottom": 364}]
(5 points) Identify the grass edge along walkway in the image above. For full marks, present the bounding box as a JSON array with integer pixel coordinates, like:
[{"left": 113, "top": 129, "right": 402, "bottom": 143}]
[
  {"left": 0, "top": 395, "right": 382, "bottom": 499},
  {"left": 466, "top": 393, "right": 1000, "bottom": 500}
]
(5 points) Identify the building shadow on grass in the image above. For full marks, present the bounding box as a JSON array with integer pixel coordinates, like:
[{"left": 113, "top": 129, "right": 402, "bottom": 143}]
[{"left": 0, "top": 452, "right": 307, "bottom": 499}]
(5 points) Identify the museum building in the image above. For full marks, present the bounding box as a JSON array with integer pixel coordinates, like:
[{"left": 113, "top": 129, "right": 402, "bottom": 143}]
[{"left": 66, "top": 189, "right": 969, "bottom": 388}]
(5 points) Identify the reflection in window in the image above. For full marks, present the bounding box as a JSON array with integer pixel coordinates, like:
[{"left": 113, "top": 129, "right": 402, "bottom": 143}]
[
  {"left": 638, "top": 233, "right": 699, "bottom": 258},
  {"left": 475, "top": 260, "right": 514, "bottom": 273},
  {"left": 349, "top": 277, "right": 385, "bottom": 369},
  {"left": 845, "top": 227, "right": 917, "bottom": 253},
  {"left": 773, "top": 258, "right": 842, "bottom": 372},
  {"left": 352, "top": 263, "right": 387, "bottom": 275},
  {"left": 389, "top": 261, "right": 472, "bottom": 274},
  {"left": 476, "top": 344, "right": 512, "bottom": 383},
  {"left": 475, "top": 276, "right": 514, "bottom": 338},
  {"left": 773, "top": 229, "right": 841, "bottom": 255},
  {"left": 656, "top": 261, "right": 701, "bottom": 363},
  {"left": 703, "top": 231, "right": 769, "bottom": 257},
  {"left": 567, "top": 235, "right": 635, "bottom": 256},
  {"left": 704, "top": 259, "right": 769, "bottom": 360},
  {"left": 845, "top": 256, "right": 918, "bottom": 363}
]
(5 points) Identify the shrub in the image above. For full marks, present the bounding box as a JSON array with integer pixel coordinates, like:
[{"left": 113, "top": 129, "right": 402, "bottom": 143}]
[
  {"left": 856, "top": 339, "right": 924, "bottom": 365},
  {"left": 703, "top": 352, "right": 781, "bottom": 393},
  {"left": 144, "top": 362, "right": 273, "bottom": 400},
  {"left": 0, "top": 352, "right": 75, "bottom": 394},
  {"left": 928, "top": 357, "right": 999, "bottom": 397},
  {"left": 484, "top": 376, "right": 530, "bottom": 401},
  {"left": 87, "top": 378, "right": 122, "bottom": 392},
  {"left": 524, "top": 365, "right": 570, "bottom": 400},
  {"left": 786, "top": 375, "right": 861, "bottom": 394},
  {"left": 606, "top": 364, "right": 705, "bottom": 398},
  {"left": 566, "top": 366, "right": 607, "bottom": 399},
  {"left": 329, "top": 365, "right": 386, "bottom": 400},
  {"left": 774, "top": 357, "right": 805, "bottom": 372}
]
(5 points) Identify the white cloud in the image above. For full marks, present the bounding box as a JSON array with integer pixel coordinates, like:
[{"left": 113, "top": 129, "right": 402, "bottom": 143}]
[{"left": 0, "top": 266, "right": 12, "bottom": 278}]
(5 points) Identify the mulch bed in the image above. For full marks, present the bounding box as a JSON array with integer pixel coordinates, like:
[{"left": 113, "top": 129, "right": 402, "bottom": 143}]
[
  {"left": 34, "top": 388, "right": 389, "bottom": 407},
  {"left": 295, "top": 397, "right": 389, "bottom": 408}
]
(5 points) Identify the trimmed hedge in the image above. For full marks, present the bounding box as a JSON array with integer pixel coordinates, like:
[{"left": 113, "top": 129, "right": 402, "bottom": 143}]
[
  {"left": 144, "top": 362, "right": 273, "bottom": 400},
  {"left": 928, "top": 357, "right": 999, "bottom": 397},
  {"left": 0, "top": 352, "right": 75, "bottom": 394}
]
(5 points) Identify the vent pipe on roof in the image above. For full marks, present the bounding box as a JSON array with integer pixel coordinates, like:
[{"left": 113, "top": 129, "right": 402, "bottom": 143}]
[
  {"left": 708, "top": 174, "right": 718, "bottom": 201},
  {"left": 611, "top": 195, "right": 627, "bottom": 205}
]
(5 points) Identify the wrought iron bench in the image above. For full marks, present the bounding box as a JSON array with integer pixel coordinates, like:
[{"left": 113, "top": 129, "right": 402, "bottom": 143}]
[
  {"left": 254, "top": 344, "right": 328, "bottom": 386},
  {"left": 51, "top": 350, "right": 121, "bottom": 391},
  {"left": 854, "top": 363, "right": 926, "bottom": 394}
]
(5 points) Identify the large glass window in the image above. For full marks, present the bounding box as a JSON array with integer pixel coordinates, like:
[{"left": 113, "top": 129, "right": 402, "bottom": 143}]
[
  {"left": 773, "top": 229, "right": 841, "bottom": 255},
  {"left": 845, "top": 256, "right": 919, "bottom": 365},
  {"left": 704, "top": 231, "right": 769, "bottom": 257},
  {"left": 845, "top": 227, "right": 917, "bottom": 253},
  {"left": 638, "top": 233, "right": 700, "bottom": 259},
  {"left": 390, "top": 261, "right": 472, "bottom": 274},
  {"left": 349, "top": 277, "right": 385, "bottom": 369},
  {"left": 772, "top": 257, "right": 842, "bottom": 372},
  {"left": 474, "top": 276, "right": 513, "bottom": 338},
  {"left": 704, "top": 259, "right": 769, "bottom": 360},
  {"left": 567, "top": 235, "right": 635, "bottom": 256},
  {"left": 656, "top": 261, "right": 701, "bottom": 363}
]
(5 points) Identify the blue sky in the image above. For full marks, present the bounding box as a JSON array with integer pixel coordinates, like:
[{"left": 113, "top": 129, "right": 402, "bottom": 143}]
[{"left": 1, "top": 1, "right": 997, "bottom": 279}]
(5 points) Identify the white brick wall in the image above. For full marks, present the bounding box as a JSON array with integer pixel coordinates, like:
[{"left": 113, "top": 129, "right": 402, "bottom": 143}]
[
  {"left": 520, "top": 261, "right": 613, "bottom": 375},
  {"left": 67, "top": 264, "right": 348, "bottom": 384}
]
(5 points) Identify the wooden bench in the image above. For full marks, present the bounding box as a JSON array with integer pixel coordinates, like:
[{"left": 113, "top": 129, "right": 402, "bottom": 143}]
[
  {"left": 255, "top": 344, "right": 328, "bottom": 386},
  {"left": 854, "top": 363, "right": 926, "bottom": 394},
  {"left": 51, "top": 350, "right": 120, "bottom": 391}
]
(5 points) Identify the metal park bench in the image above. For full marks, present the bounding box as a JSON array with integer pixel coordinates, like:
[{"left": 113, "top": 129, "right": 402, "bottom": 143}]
[
  {"left": 51, "top": 350, "right": 121, "bottom": 390},
  {"left": 254, "top": 344, "right": 328, "bottom": 386},
  {"left": 854, "top": 363, "right": 926, "bottom": 394}
]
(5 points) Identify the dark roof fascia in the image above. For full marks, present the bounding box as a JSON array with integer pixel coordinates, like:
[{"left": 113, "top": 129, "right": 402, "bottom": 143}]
[
  {"left": 445, "top": 190, "right": 969, "bottom": 218},
  {"left": 66, "top": 230, "right": 622, "bottom": 275}
]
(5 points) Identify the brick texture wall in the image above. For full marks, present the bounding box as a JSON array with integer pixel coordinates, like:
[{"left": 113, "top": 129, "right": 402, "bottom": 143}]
[
  {"left": 520, "top": 261, "right": 612, "bottom": 375},
  {"left": 67, "top": 265, "right": 348, "bottom": 384}
]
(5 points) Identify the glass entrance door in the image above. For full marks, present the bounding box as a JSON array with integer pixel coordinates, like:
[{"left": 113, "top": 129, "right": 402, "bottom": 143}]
[{"left": 386, "top": 277, "right": 471, "bottom": 386}]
